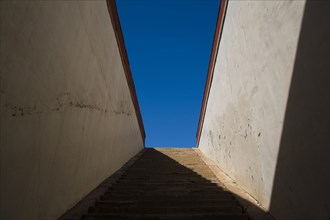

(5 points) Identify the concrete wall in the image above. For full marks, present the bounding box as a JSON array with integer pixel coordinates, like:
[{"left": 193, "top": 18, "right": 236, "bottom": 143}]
[
  {"left": 198, "top": 1, "right": 329, "bottom": 220},
  {"left": 0, "top": 1, "right": 144, "bottom": 219}
]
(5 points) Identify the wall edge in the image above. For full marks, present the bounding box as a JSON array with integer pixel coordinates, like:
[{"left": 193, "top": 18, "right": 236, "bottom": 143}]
[
  {"left": 196, "top": 0, "right": 228, "bottom": 147},
  {"left": 106, "top": 0, "right": 146, "bottom": 145}
]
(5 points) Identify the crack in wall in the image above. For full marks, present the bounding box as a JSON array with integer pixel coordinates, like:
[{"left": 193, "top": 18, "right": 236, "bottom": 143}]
[{"left": 5, "top": 93, "right": 131, "bottom": 117}]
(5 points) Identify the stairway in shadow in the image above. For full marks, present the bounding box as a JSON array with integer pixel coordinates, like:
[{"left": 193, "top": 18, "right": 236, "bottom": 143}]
[{"left": 82, "top": 148, "right": 250, "bottom": 220}]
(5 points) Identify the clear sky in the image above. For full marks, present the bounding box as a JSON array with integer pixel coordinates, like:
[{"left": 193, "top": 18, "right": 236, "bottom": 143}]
[{"left": 116, "top": 0, "right": 220, "bottom": 148}]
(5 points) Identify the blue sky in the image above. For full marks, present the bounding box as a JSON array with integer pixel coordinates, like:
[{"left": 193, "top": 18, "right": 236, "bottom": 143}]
[{"left": 116, "top": 0, "right": 220, "bottom": 147}]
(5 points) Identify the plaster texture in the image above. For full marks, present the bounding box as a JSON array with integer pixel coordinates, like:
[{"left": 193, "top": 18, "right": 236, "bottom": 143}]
[
  {"left": 0, "top": 1, "right": 144, "bottom": 219},
  {"left": 198, "top": 1, "right": 329, "bottom": 219}
]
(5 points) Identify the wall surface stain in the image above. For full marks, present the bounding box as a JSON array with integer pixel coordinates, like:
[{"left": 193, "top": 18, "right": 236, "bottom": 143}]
[{"left": 5, "top": 93, "right": 132, "bottom": 117}]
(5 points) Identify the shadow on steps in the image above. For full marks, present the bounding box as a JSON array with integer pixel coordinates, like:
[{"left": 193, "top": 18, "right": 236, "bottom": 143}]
[{"left": 60, "top": 148, "right": 271, "bottom": 220}]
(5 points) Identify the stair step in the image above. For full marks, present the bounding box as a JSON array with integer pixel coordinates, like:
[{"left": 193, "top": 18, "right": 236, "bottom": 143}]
[
  {"left": 89, "top": 206, "right": 244, "bottom": 214},
  {"left": 106, "top": 187, "right": 227, "bottom": 195},
  {"left": 111, "top": 182, "right": 223, "bottom": 187},
  {"left": 117, "top": 179, "right": 221, "bottom": 184},
  {"left": 99, "top": 194, "right": 235, "bottom": 201},
  {"left": 118, "top": 176, "right": 218, "bottom": 180},
  {"left": 102, "top": 192, "right": 230, "bottom": 197},
  {"left": 95, "top": 200, "right": 239, "bottom": 208},
  {"left": 108, "top": 185, "right": 225, "bottom": 191},
  {"left": 82, "top": 213, "right": 250, "bottom": 220},
  {"left": 121, "top": 172, "right": 215, "bottom": 176}
]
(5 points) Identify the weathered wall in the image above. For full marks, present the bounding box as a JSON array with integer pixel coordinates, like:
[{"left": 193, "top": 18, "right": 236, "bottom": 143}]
[
  {"left": 198, "top": 1, "right": 329, "bottom": 220},
  {"left": 0, "top": 1, "right": 144, "bottom": 219}
]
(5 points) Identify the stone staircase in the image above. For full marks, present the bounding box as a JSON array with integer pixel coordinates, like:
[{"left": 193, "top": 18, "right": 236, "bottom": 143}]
[{"left": 80, "top": 148, "right": 250, "bottom": 220}]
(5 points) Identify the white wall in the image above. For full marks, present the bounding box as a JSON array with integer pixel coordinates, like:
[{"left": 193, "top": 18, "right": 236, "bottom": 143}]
[
  {"left": 0, "top": 1, "right": 144, "bottom": 219},
  {"left": 198, "top": 1, "right": 329, "bottom": 220}
]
